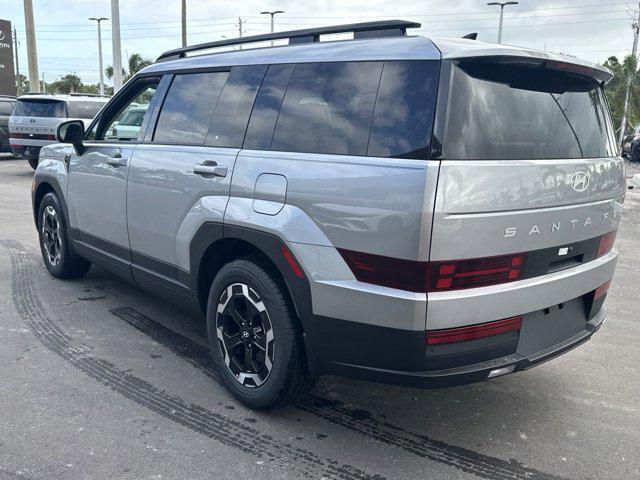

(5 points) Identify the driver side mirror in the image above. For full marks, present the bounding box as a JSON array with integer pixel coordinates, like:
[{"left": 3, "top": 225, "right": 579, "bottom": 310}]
[{"left": 56, "top": 120, "right": 85, "bottom": 154}]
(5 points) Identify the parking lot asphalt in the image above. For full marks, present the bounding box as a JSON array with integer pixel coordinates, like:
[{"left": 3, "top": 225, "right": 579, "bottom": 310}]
[{"left": 0, "top": 154, "right": 638, "bottom": 480}]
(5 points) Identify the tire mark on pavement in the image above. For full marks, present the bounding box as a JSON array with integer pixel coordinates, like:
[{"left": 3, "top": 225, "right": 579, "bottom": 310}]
[
  {"left": 109, "top": 306, "right": 570, "bottom": 480},
  {"left": 1, "top": 240, "right": 383, "bottom": 480}
]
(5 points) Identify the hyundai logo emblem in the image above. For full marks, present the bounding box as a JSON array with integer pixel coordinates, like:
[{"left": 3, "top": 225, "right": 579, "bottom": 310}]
[{"left": 570, "top": 171, "right": 590, "bottom": 192}]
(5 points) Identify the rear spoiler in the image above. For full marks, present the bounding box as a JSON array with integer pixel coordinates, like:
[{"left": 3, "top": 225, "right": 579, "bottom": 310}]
[
  {"left": 456, "top": 55, "right": 613, "bottom": 86},
  {"left": 432, "top": 39, "right": 614, "bottom": 85}
]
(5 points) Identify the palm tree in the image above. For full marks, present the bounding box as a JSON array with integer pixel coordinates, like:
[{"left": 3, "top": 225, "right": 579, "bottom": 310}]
[
  {"left": 105, "top": 53, "right": 153, "bottom": 84},
  {"left": 603, "top": 54, "right": 640, "bottom": 135}
]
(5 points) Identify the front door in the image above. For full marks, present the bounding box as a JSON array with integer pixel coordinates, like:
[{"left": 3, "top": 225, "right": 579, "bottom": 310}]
[{"left": 66, "top": 77, "right": 163, "bottom": 277}]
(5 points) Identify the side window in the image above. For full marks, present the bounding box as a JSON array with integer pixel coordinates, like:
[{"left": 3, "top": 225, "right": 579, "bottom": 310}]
[
  {"left": 367, "top": 61, "right": 439, "bottom": 159},
  {"left": 154, "top": 71, "right": 228, "bottom": 145},
  {"left": 96, "top": 81, "right": 159, "bottom": 141},
  {"left": 0, "top": 102, "right": 13, "bottom": 115},
  {"left": 271, "top": 62, "right": 383, "bottom": 156},
  {"left": 206, "top": 65, "right": 268, "bottom": 148},
  {"left": 244, "top": 64, "right": 294, "bottom": 150}
]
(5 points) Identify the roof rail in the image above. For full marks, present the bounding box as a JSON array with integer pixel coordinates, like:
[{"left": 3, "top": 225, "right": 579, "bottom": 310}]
[
  {"left": 67, "top": 93, "right": 110, "bottom": 97},
  {"left": 156, "top": 20, "right": 421, "bottom": 62}
]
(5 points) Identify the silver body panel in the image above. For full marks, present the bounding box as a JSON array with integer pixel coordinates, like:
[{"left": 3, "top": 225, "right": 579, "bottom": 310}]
[
  {"left": 33, "top": 32, "right": 622, "bottom": 384},
  {"left": 127, "top": 144, "right": 238, "bottom": 268},
  {"left": 66, "top": 142, "right": 134, "bottom": 249}
]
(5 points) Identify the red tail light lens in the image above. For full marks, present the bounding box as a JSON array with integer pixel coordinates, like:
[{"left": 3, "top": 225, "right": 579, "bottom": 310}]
[
  {"left": 337, "top": 248, "right": 428, "bottom": 292},
  {"left": 426, "top": 316, "right": 523, "bottom": 346},
  {"left": 597, "top": 230, "right": 617, "bottom": 258},
  {"left": 594, "top": 280, "right": 611, "bottom": 301},
  {"left": 428, "top": 253, "right": 526, "bottom": 292}
]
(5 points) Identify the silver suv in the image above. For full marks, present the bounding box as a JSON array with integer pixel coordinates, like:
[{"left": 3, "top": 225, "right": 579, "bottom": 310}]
[
  {"left": 9, "top": 93, "right": 108, "bottom": 169},
  {"left": 31, "top": 21, "right": 625, "bottom": 410}
]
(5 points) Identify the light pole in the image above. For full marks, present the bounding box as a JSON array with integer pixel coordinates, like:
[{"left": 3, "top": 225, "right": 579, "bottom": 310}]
[
  {"left": 89, "top": 17, "right": 108, "bottom": 95},
  {"left": 111, "top": 0, "right": 123, "bottom": 92},
  {"left": 487, "top": 1, "right": 518, "bottom": 44},
  {"left": 260, "top": 10, "right": 284, "bottom": 46}
]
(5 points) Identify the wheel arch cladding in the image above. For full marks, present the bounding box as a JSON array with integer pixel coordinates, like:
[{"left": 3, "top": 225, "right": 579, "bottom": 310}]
[
  {"left": 33, "top": 178, "right": 67, "bottom": 226},
  {"left": 192, "top": 224, "right": 314, "bottom": 332}
]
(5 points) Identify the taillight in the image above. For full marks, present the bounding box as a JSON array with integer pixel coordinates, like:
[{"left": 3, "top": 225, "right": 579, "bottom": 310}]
[
  {"left": 425, "top": 316, "right": 523, "bottom": 346},
  {"left": 594, "top": 280, "right": 611, "bottom": 301},
  {"left": 337, "top": 248, "right": 427, "bottom": 292},
  {"left": 428, "top": 253, "right": 526, "bottom": 292},
  {"left": 597, "top": 230, "right": 617, "bottom": 258}
]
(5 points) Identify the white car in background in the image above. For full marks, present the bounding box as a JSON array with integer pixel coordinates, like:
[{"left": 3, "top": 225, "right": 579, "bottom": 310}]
[
  {"left": 105, "top": 104, "right": 149, "bottom": 141},
  {"left": 9, "top": 93, "right": 109, "bottom": 169}
]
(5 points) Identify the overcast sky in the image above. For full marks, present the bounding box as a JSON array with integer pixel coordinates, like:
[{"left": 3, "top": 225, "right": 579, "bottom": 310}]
[{"left": 0, "top": 0, "right": 636, "bottom": 86}]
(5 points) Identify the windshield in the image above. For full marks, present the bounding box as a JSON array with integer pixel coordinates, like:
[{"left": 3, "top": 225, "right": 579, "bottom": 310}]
[
  {"left": 66, "top": 100, "right": 107, "bottom": 119},
  {"left": 13, "top": 99, "right": 66, "bottom": 118},
  {"left": 442, "top": 61, "right": 616, "bottom": 160}
]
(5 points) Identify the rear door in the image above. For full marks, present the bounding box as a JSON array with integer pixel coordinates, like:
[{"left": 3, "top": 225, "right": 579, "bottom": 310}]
[{"left": 126, "top": 65, "right": 266, "bottom": 291}]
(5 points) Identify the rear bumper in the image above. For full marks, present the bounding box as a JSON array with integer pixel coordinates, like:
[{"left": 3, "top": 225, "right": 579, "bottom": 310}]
[
  {"left": 9, "top": 144, "right": 41, "bottom": 159},
  {"left": 313, "top": 307, "right": 605, "bottom": 388}
]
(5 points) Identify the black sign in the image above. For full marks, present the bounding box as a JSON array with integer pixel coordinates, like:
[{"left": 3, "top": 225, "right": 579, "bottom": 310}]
[{"left": 0, "top": 19, "right": 16, "bottom": 96}]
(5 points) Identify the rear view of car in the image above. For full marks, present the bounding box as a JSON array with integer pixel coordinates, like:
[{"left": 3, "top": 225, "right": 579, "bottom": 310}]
[{"left": 9, "top": 94, "right": 108, "bottom": 169}]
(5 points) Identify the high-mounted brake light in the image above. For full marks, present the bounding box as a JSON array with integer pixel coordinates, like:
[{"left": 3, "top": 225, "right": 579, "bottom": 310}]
[
  {"left": 547, "top": 60, "right": 595, "bottom": 77},
  {"left": 597, "top": 230, "right": 617, "bottom": 258},
  {"left": 428, "top": 253, "right": 526, "bottom": 292},
  {"left": 425, "top": 316, "right": 523, "bottom": 346}
]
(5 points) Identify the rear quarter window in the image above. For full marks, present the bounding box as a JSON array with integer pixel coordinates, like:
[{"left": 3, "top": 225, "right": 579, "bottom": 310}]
[
  {"left": 271, "top": 61, "right": 383, "bottom": 156},
  {"left": 368, "top": 61, "right": 439, "bottom": 159}
]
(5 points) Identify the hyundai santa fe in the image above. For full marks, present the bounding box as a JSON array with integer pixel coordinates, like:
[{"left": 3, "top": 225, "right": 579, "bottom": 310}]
[
  {"left": 10, "top": 93, "right": 108, "bottom": 169},
  {"left": 31, "top": 21, "right": 625, "bottom": 410}
]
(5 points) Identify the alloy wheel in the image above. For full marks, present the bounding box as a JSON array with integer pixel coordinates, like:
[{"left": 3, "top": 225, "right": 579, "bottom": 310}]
[
  {"left": 216, "top": 283, "right": 274, "bottom": 388},
  {"left": 42, "top": 205, "right": 62, "bottom": 266}
]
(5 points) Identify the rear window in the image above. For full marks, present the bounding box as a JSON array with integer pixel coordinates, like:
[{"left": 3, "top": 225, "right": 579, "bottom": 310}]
[
  {"left": 13, "top": 99, "right": 66, "bottom": 118},
  {"left": 442, "top": 61, "right": 616, "bottom": 160},
  {"left": 67, "top": 100, "right": 106, "bottom": 119}
]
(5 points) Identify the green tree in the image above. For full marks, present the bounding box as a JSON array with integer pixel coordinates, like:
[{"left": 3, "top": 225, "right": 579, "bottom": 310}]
[
  {"left": 48, "top": 73, "right": 83, "bottom": 94},
  {"left": 15, "top": 74, "right": 29, "bottom": 94},
  {"left": 105, "top": 53, "right": 152, "bottom": 83},
  {"left": 603, "top": 54, "right": 640, "bottom": 136}
]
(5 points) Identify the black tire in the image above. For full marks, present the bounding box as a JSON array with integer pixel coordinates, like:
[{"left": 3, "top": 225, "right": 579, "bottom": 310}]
[
  {"left": 28, "top": 158, "right": 38, "bottom": 170},
  {"left": 37, "top": 192, "right": 91, "bottom": 279},
  {"left": 631, "top": 142, "right": 640, "bottom": 163},
  {"left": 207, "top": 258, "right": 313, "bottom": 410}
]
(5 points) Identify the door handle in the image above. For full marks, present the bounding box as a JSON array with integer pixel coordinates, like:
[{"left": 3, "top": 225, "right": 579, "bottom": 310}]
[
  {"left": 194, "top": 163, "right": 228, "bottom": 177},
  {"left": 106, "top": 155, "right": 127, "bottom": 167}
]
